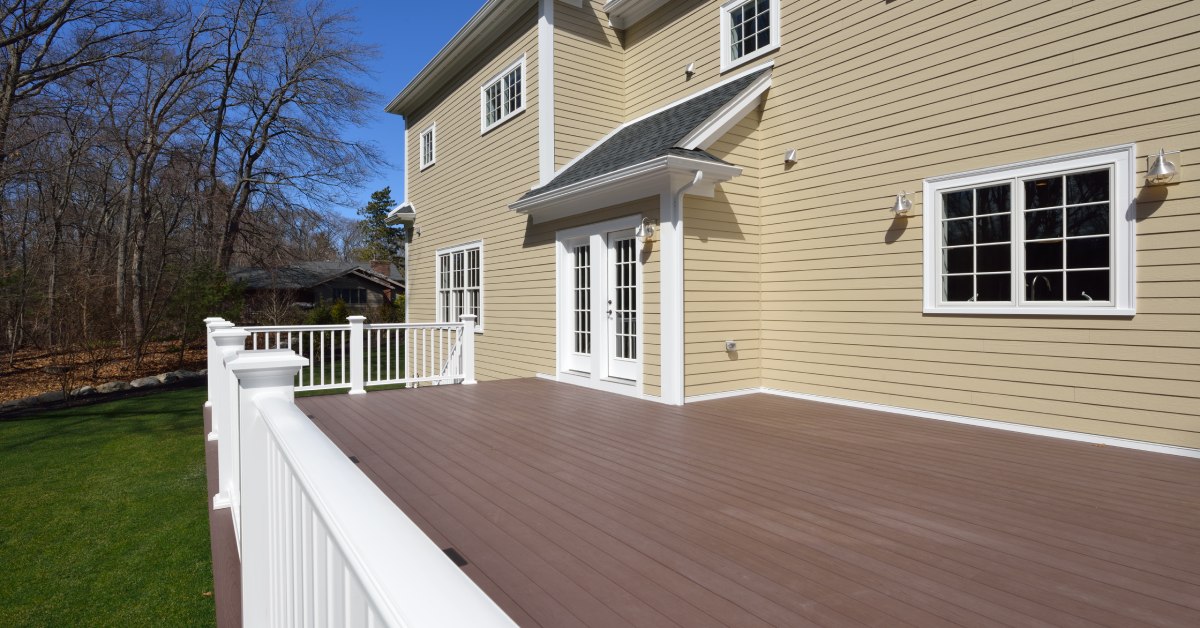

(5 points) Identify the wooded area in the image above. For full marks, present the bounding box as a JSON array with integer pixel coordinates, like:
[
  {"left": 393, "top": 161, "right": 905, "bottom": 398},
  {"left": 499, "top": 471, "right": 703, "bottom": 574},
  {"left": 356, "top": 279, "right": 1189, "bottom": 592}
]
[{"left": 0, "top": 0, "right": 389, "bottom": 379}]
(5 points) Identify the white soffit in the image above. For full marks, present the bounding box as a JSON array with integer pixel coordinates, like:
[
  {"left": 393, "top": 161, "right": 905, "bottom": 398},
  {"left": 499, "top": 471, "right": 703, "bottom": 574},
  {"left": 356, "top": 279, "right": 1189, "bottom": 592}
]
[{"left": 603, "top": 0, "right": 670, "bottom": 28}]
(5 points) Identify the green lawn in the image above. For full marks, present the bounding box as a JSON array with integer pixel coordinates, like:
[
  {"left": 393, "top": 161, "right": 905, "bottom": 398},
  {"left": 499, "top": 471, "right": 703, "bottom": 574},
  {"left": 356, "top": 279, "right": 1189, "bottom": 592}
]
[{"left": 0, "top": 387, "right": 215, "bottom": 627}]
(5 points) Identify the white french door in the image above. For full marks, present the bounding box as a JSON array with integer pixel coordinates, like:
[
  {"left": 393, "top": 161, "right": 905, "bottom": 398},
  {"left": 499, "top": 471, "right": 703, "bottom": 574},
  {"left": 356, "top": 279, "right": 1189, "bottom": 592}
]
[{"left": 558, "top": 218, "right": 642, "bottom": 387}]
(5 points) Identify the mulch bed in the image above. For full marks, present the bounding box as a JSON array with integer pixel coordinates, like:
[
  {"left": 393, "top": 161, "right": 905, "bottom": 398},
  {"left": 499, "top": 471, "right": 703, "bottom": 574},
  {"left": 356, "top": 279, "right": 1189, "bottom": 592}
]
[{"left": 0, "top": 342, "right": 206, "bottom": 403}]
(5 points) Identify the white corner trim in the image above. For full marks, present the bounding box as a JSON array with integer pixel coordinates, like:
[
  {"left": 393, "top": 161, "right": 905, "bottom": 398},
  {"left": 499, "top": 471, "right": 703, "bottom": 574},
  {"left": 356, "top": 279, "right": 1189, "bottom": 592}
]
[
  {"left": 681, "top": 386, "right": 1200, "bottom": 459},
  {"left": 402, "top": 125, "right": 409, "bottom": 198},
  {"left": 538, "top": 0, "right": 555, "bottom": 184},
  {"left": 678, "top": 70, "right": 771, "bottom": 150},
  {"left": 533, "top": 61, "right": 774, "bottom": 192}
]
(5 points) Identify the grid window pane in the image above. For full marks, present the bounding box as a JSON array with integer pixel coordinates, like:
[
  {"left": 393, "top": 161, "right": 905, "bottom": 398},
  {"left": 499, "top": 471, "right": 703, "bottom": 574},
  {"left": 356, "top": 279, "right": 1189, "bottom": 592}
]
[
  {"left": 1067, "top": 270, "right": 1109, "bottom": 301},
  {"left": 1026, "top": 272, "right": 1064, "bottom": 301},
  {"left": 728, "top": 0, "right": 772, "bottom": 62},
  {"left": 438, "top": 247, "right": 482, "bottom": 325},
  {"left": 939, "top": 184, "right": 1012, "bottom": 303}
]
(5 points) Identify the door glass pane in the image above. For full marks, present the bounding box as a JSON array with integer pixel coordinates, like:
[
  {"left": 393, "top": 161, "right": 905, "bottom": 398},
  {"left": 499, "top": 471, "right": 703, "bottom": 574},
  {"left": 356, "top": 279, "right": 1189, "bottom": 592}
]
[
  {"left": 573, "top": 244, "right": 591, "bottom": 355},
  {"left": 613, "top": 237, "right": 637, "bottom": 360}
]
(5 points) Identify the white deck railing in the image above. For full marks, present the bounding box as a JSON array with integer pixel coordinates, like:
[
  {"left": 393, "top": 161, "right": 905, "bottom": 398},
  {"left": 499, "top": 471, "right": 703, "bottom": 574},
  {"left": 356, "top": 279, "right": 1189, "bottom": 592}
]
[
  {"left": 203, "top": 317, "right": 511, "bottom": 627},
  {"left": 243, "top": 315, "right": 476, "bottom": 393}
]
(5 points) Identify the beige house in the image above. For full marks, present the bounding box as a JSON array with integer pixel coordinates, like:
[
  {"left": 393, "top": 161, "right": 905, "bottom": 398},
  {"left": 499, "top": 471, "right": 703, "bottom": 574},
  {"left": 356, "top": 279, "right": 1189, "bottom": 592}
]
[{"left": 385, "top": 0, "right": 1197, "bottom": 452}]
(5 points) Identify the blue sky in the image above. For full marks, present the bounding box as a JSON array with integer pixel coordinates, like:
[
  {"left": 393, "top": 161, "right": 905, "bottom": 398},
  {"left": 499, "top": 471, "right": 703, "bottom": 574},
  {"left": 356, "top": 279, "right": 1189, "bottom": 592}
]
[{"left": 329, "top": 0, "right": 484, "bottom": 216}]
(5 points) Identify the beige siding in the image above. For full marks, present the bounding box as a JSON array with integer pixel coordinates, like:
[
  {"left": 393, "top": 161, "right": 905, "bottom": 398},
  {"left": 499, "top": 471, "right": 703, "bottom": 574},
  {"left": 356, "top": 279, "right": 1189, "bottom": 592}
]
[
  {"left": 554, "top": 0, "right": 625, "bottom": 168},
  {"left": 405, "top": 10, "right": 551, "bottom": 381},
  {"left": 684, "top": 112, "right": 762, "bottom": 397},
  {"left": 751, "top": 0, "right": 1200, "bottom": 448}
]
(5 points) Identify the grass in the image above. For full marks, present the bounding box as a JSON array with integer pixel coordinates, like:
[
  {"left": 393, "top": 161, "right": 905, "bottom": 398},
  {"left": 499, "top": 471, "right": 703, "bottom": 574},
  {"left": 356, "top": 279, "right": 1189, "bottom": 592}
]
[{"left": 0, "top": 387, "right": 215, "bottom": 627}]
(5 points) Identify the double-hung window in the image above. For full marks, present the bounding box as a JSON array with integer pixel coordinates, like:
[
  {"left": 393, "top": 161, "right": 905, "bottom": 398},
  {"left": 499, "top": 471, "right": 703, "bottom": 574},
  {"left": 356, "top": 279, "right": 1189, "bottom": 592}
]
[
  {"left": 923, "top": 145, "right": 1136, "bottom": 315},
  {"left": 419, "top": 123, "right": 436, "bottom": 170},
  {"left": 480, "top": 56, "right": 524, "bottom": 133},
  {"left": 720, "top": 0, "right": 780, "bottom": 72},
  {"left": 437, "top": 242, "right": 482, "bottom": 329}
]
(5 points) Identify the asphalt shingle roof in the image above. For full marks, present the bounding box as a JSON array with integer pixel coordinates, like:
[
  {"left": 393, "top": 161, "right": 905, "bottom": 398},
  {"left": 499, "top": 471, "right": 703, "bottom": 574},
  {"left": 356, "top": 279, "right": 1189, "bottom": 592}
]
[
  {"left": 519, "top": 69, "right": 768, "bottom": 202},
  {"left": 230, "top": 262, "right": 400, "bottom": 290}
]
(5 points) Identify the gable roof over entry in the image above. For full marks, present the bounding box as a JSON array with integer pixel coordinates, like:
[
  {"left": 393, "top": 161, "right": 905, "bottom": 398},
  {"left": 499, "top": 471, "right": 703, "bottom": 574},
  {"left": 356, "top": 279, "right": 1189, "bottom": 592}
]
[{"left": 511, "top": 66, "right": 771, "bottom": 221}]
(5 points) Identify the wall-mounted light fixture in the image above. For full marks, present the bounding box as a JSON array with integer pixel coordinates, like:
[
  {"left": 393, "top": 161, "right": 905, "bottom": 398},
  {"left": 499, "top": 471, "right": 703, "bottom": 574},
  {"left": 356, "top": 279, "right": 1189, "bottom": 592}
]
[
  {"left": 783, "top": 148, "right": 797, "bottom": 164},
  {"left": 891, "top": 192, "right": 912, "bottom": 217},
  {"left": 684, "top": 62, "right": 695, "bottom": 78},
  {"left": 1146, "top": 148, "right": 1180, "bottom": 185},
  {"left": 635, "top": 217, "right": 657, "bottom": 243}
]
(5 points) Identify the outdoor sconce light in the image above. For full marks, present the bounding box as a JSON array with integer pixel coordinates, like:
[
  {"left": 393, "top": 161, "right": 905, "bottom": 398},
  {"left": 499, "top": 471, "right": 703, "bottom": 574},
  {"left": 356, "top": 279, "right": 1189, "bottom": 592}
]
[
  {"left": 1146, "top": 148, "right": 1180, "bottom": 185},
  {"left": 635, "top": 217, "right": 656, "bottom": 243},
  {"left": 783, "top": 148, "right": 798, "bottom": 164},
  {"left": 891, "top": 192, "right": 912, "bottom": 217},
  {"left": 684, "top": 62, "right": 695, "bottom": 78}
]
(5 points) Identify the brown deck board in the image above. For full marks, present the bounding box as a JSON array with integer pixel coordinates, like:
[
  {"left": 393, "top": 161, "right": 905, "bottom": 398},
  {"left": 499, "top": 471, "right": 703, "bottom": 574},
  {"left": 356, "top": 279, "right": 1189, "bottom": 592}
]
[
  {"left": 296, "top": 379, "right": 1200, "bottom": 628},
  {"left": 204, "top": 407, "right": 242, "bottom": 628}
]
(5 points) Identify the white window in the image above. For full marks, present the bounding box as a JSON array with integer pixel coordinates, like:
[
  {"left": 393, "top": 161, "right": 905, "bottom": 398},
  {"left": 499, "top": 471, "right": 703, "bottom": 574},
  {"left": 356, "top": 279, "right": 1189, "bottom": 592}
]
[
  {"left": 720, "top": 0, "right": 780, "bottom": 72},
  {"left": 419, "top": 124, "right": 436, "bottom": 170},
  {"left": 922, "top": 145, "right": 1136, "bottom": 316},
  {"left": 437, "top": 242, "right": 482, "bottom": 329},
  {"left": 480, "top": 56, "right": 525, "bottom": 133}
]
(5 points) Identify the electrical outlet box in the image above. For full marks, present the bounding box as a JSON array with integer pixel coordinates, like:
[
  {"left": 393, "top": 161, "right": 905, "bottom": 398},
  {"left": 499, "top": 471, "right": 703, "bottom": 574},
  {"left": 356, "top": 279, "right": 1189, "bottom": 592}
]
[{"left": 725, "top": 340, "right": 737, "bottom": 352}]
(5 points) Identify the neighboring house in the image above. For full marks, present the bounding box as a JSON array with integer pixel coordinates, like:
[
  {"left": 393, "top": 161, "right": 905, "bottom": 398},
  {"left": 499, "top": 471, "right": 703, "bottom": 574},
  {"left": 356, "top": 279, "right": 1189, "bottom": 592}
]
[
  {"left": 231, "top": 261, "right": 404, "bottom": 312},
  {"left": 385, "top": 1, "right": 1197, "bottom": 450}
]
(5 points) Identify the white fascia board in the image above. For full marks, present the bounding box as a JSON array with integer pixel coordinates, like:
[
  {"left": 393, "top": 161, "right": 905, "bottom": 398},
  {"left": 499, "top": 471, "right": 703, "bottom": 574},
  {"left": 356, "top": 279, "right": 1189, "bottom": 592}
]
[
  {"left": 603, "top": 0, "right": 669, "bottom": 28},
  {"left": 678, "top": 71, "right": 772, "bottom": 150},
  {"left": 509, "top": 155, "right": 742, "bottom": 223},
  {"left": 533, "top": 61, "right": 774, "bottom": 193}
]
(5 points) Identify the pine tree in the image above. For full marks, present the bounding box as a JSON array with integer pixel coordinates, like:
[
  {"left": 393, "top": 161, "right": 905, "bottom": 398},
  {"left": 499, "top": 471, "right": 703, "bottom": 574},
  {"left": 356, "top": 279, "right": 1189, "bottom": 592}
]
[{"left": 355, "top": 187, "right": 406, "bottom": 273}]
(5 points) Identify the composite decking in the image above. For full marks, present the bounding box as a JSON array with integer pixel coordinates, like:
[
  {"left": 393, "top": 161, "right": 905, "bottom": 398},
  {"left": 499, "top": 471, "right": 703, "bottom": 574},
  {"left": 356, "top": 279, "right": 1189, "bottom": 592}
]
[{"left": 297, "top": 379, "right": 1200, "bottom": 628}]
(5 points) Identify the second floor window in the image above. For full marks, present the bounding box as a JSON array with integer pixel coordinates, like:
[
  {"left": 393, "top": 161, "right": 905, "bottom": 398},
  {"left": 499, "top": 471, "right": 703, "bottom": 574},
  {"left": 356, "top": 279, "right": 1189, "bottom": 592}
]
[
  {"left": 721, "top": 0, "right": 780, "bottom": 71},
  {"left": 419, "top": 124, "right": 435, "bottom": 169},
  {"left": 481, "top": 57, "right": 524, "bottom": 133}
]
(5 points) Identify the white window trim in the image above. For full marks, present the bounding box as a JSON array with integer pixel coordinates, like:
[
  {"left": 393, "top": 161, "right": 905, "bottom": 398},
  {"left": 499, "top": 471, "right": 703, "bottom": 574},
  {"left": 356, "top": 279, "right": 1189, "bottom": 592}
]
[
  {"left": 922, "top": 144, "right": 1136, "bottom": 316},
  {"left": 479, "top": 55, "right": 526, "bottom": 135},
  {"left": 719, "top": 0, "right": 780, "bottom": 73},
  {"left": 435, "top": 240, "right": 484, "bottom": 332},
  {"left": 418, "top": 123, "right": 436, "bottom": 170}
]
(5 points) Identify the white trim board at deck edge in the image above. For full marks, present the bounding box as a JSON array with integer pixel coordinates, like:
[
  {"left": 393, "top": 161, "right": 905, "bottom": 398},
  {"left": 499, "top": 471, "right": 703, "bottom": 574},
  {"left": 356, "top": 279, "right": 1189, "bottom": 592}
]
[{"left": 682, "top": 387, "right": 1200, "bottom": 459}]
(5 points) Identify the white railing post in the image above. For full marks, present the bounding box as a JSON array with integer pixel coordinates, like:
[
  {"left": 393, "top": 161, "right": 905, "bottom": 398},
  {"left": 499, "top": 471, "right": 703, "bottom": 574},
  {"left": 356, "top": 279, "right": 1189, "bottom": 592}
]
[
  {"left": 203, "top": 317, "right": 228, "bottom": 414},
  {"left": 211, "top": 327, "right": 249, "bottom": 511},
  {"left": 459, "top": 314, "right": 477, "bottom": 385},
  {"left": 226, "top": 350, "right": 309, "bottom": 628},
  {"left": 348, "top": 315, "right": 367, "bottom": 395},
  {"left": 204, "top": 320, "right": 234, "bottom": 442}
]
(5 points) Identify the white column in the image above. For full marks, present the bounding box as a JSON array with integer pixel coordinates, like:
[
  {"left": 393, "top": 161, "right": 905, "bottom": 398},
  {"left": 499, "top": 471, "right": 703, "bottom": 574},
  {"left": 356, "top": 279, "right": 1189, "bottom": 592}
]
[
  {"left": 211, "top": 328, "right": 249, "bottom": 511},
  {"left": 227, "top": 350, "right": 309, "bottom": 628},
  {"left": 460, "top": 314, "right": 477, "bottom": 385},
  {"left": 203, "top": 318, "right": 229, "bottom": 413},
  {"left": 347, "top": 315, "right": 366, "bottom": 394},
  {"left": 659, "top": 190, "right": 686, "bottom": 406}
]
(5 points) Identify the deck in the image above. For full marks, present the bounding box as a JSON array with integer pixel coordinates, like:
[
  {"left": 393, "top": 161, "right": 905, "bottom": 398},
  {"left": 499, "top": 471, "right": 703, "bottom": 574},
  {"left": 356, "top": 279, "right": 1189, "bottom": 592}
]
[{"left": 296, "top": 379, "right": 1200, "bottom": 628}]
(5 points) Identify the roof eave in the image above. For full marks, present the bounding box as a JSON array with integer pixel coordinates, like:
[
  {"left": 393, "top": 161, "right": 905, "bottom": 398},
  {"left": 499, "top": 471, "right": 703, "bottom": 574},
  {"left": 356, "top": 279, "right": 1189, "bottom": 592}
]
[
  {"left": 602, "top": 0, "right": 669, "bottom": 28},
  {"left": 510, "top": 154, "right": 742, "bottom": 223},
  {"left": 385, "top": 0, "right": 535, "bottom": 116}
]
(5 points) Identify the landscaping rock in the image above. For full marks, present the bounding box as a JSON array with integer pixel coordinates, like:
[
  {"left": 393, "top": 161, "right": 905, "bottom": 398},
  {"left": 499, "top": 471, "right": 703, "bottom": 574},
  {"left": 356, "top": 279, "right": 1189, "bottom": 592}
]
[
  {"left": 97, "top": 381, "right": 131, "bottom": 394},
  {"left": 36, "top": 391, "right": 67, "bottom": 404},
  {"left": 1, "top": 398, "right": 33, "bottom": 411},
  {"left": 172, "top": 369, "right": 201, "bottom": 380},
  {"left": 71, "top": 386, "right": 97, "bottom": 398},
  {"left": 198, "top": 369, "right": 208, "bottom": 376},
  {"left": 157, "top": 371, "right": 182, "bottom": 384},
  {"left": 130, "top": 376, "right": 163, "bottom": 389}
]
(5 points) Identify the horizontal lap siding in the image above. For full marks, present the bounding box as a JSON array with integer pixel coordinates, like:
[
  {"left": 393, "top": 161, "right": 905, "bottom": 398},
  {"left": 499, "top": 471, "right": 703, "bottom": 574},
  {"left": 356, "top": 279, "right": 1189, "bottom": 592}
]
[
  {"left": 685, "top": 114, "right": 763, "bottom": 397},
  {"left": 406, "top": 11, "right": 550, "bottom": 381},
  {"left": 624, "top": 0, "right": 729, "bottom": 120},
  {"left": 555, "top": 1, "right": 625, "bottom": 169},
  {"left": 756, "top": 0, "right": 1200, "bottom": 447}
]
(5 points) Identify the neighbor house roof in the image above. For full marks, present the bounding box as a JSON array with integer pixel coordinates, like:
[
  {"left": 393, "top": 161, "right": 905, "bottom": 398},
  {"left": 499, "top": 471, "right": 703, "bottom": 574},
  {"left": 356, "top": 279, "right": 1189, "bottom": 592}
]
[
  {"left": 516, "top": 68, "right": 770, "bottom": 204},
  {"left": 230, "top": 262, "right": 402, "bottom": 291}
]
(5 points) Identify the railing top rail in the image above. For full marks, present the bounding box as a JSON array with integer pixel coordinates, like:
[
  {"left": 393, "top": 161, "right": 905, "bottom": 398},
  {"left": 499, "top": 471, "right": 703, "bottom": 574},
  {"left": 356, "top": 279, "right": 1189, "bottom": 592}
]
[
  {"left": 255, "top": 397, "right": 515, "bottom": 627},
  {"left": 365, "top": 322, "right": 465, "bottom": 330},
  {"left": 243, "top": 324, "right": 350, "bottom": 332}
]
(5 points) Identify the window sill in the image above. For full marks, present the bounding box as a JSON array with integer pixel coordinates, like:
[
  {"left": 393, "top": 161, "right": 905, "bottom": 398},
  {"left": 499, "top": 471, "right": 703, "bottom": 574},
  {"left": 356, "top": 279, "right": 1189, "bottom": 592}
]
[
  {"left": 720, "top": 42, "right": 779, "bottom": 74},
  {"left": 419, "top": 161, "right": 435, "bottom": 171},
  {"left": 923, "top": 305, "right": 1135, "bottom": 317},
  {"left": 480, "top": 106, "right": 525, "bottom": 136}
]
